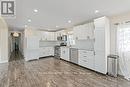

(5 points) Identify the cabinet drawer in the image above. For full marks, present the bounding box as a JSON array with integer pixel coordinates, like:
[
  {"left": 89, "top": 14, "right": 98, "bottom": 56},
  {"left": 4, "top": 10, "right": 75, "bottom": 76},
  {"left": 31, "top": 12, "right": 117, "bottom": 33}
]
[
  {"left": 79, "top": 55, "right": 88, "bottom": 62},
  {"left": 79, "top": 50, "right": 94, "bottom": 56},
  {"left": 79, "top": 53, "right": 87, "bottom": 59},
  {"left": 78, "top": 59, "right": 88, "bottom": 67}
]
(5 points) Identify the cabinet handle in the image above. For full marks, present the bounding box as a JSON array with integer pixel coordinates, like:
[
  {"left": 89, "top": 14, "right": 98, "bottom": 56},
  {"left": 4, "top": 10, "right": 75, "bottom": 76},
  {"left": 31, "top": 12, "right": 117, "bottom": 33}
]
[
  {"left": 84, "top": 56, "right": 87, "bottom": 57},
  {"left": 83, "top": 60, "right": 87, "bottom": 62}
]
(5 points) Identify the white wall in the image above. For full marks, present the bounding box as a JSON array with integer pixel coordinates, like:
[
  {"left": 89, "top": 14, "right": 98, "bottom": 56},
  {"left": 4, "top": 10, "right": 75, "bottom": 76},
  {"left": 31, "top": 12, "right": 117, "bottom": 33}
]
[{"left": 0, "top": 17, "right": 8, "bottom": 63}]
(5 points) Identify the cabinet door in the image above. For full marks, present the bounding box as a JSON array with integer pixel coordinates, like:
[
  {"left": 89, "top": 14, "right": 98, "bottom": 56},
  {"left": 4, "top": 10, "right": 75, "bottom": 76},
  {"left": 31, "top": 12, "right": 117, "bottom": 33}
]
[
  {"left": 78, "top": 55, "right": 89, "bottom": 68},
  {"left": 85, "top": 51, "right": 94, "bottom": 70},
  {"left": 49, "top": 47, "right": 54, "bottom": 56},
  {"left": 94, "top": 28, "right": 105, "bottom": 51},
  {"left": 41, "top": 31, "right": 46, "bottom": 40},
  {"left": 64, "top": 48, "right": 70, "bottom": 61},
  {"left": 87, "top": 55, "right": 94, "bottom": 70},
  {"left": 74, "top": 24, "right": 94, "bottom": 40},
  {"left": 78, "top": 51, "right": 89, "bottom": 67},
  {"left": 50, "top": 32, "right": 55, "bottom": 41},
  {"left": 78, "top": 59, "right": 88, "bottom": 67},
  {"left": 73, "top": 26, "right": 80, "bottom": 40},
  {"left": 25, "top": 49, "right": 40, "bottom": 61},
  {"left": 82, "top": 24, "right": 89, "bottom": 39},
  {"left": 87, "top": 23, "right": 95, "bottom": 39},
  {"left": 61, "top": 48, "right": 70, "bottom": 61},
  {"left": 60, "top": 48, "right": 65, "bottom": 59},
  {"left": 46, "top": 32, "right": 51, "bottom": 40},
  {"left": 42, "top": 48, "right": 48, "bottom": 57},
  {"left": 53, "top": 32, "right": 57, "bottom": 41},
  {"left": 94, "top": 52, "right": 107, "bottom": 74}
]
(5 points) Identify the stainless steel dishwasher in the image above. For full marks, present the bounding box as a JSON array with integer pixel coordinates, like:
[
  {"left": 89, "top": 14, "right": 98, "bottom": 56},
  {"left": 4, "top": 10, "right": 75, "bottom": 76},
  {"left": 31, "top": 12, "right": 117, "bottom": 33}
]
[
  {"left": 54, "top": 46, "right": 61, "bottom": 59},
  {"left": 70, "top": 48, "right": 78, "bottom": 64}
]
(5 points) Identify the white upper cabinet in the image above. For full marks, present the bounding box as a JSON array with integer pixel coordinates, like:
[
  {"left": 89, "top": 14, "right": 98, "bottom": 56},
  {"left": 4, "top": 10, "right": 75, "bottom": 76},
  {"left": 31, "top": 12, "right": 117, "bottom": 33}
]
[
  {"left": 38, "top": 31, "right": 57, "bottom": 41},
  {"left": 56, "top": 30, "right": 67, "bottom": 37},
  {"left": 47, "top": 32, "right": 56, "bottom": 41},
  {"left": 73, "top": 22, "right": 94, "bottom": 40}
]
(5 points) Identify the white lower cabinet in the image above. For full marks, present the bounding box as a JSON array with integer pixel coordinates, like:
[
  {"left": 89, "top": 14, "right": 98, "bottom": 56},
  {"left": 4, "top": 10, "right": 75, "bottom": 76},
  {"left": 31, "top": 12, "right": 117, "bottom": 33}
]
[
  {"left": 60, "top": 47, "right": 70, "bottom": 61},
  {"left": 39, "top": 47, "right": 54, "bottom": 57},
  {"left": 25, "top": 49, "right": 40, "bottom": 61},
  {"left": 94, "top": 51, "right": 107, "bottom": 74},
  {"left": 78, "top": 50, "right": 95, "bottom": 70}
]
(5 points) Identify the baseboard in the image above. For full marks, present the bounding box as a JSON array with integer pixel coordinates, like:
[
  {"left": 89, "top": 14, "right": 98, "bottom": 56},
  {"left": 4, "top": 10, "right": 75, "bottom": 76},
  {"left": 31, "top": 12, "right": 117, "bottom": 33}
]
[{"left": 0, "top": 60, "right": 8, "bottom": 63}]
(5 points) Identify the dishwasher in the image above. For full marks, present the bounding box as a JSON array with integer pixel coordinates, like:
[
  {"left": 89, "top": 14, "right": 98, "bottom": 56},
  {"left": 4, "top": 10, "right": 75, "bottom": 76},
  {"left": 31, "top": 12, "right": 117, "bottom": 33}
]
[
  {"left": 70, "top": 48, "right": 78, "bottom": 64},
  {"left": 54, "top": 46, "right": 61, "bottom": 59}
]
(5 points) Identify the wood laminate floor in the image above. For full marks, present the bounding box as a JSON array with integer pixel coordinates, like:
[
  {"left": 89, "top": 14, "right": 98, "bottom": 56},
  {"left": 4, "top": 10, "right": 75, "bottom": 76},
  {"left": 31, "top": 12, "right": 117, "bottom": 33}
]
[
  {"left": 0, "top": 52, "right": 130, "bottom": 87},
  {"left": 9, "top": 51, "right": 23, "bottom": 62}
]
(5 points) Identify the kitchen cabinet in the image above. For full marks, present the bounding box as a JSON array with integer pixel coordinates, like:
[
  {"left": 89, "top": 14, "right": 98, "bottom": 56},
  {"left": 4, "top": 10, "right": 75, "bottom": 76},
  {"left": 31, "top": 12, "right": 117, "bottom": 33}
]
[
  {"left": 78, "top": 50, "right": 95, "bottom": 70},
  {"left": 47, "top": 32, "right": 57, "bottom": 41},
  {"left": 38, "top": 31, "right": 57, "bottom": 41},
  {"left": 39, "top": 47, "right": 54, "bottom": 57},
  {"left": 94, "top": 16, "right": 110, "bottom": 74},
  {"left": 25, "top": 49, "right": 40, "bottom": 61},
  {"left": 70, "top": 48, "right": 78, "bottom": 64},
  {"left": 24, "top": 36, "right": 40, "bottom": 61},
  {"left": 60, "top": 47, "right": 70, "bottom": 61},
  {"left": 73, "top": 22, "right": 94, "bottom": 40},
  {"left": 56, "top": 30, "right": 67, "bottom": 37},
  {"left": 84, "top": 22, "right": 95, "bottom": 39}
]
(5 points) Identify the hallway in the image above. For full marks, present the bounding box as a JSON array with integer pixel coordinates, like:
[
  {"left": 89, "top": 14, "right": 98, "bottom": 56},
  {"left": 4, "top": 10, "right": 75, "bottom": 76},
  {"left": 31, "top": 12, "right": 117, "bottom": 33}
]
[{"left": 9, "top": 51, "right": 24, "bottom": 62}]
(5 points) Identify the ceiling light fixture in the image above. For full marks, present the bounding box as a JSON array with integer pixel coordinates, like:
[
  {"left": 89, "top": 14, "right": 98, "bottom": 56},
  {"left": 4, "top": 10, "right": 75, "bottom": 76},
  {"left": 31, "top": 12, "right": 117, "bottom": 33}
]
[
  {"left": 34, "top": 9, "right": 38, "bottom": 13},
  {"left": 13, "top": 32, "right": 19, "bottom": 37},
  {"left": 28, "top": 19, "right": 31, "bottom": 22},
  {"left": 95, "top": 10, "right": 99, "bottom": 14},
  {"left": 68, "top": 20, "right": 72, "bottom": 23}
]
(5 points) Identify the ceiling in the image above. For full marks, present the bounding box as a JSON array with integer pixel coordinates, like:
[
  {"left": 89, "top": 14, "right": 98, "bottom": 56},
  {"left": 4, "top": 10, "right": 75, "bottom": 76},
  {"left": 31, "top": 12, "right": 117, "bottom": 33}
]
[{"left": 5, "top": 0, "right": 130, "bottom": 31}]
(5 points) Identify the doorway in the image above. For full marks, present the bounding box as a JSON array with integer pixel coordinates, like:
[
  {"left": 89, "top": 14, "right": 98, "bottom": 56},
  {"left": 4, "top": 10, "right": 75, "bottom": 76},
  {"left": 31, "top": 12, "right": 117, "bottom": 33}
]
[{"left": 9, "top": 32, "right": 23, "bottom": 61}]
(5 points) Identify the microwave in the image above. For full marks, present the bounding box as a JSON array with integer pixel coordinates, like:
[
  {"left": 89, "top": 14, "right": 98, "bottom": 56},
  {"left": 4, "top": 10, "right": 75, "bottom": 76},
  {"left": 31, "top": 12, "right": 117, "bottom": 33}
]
[
  {"left": 57, "top": 35, "right": 67, "bottom": 41},
  {"left": 57, "top": 36, "right": 62, "bottom": 41}
]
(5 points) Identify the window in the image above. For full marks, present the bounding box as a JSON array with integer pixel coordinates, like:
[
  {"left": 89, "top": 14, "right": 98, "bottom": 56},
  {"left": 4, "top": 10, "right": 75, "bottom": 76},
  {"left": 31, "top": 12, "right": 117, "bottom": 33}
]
[{"left": 118, "top": 27, "right": 130, "bottom": 52}]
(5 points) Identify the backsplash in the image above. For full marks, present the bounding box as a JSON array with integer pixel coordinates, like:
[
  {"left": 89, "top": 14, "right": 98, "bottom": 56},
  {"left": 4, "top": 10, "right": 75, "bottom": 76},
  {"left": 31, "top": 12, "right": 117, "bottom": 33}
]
[
  {"left": 74, "top": 39, "right": 94, "bottom": 50},
  {"left": 39, "top": 41, "right": 60, "bottom": 47}
]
